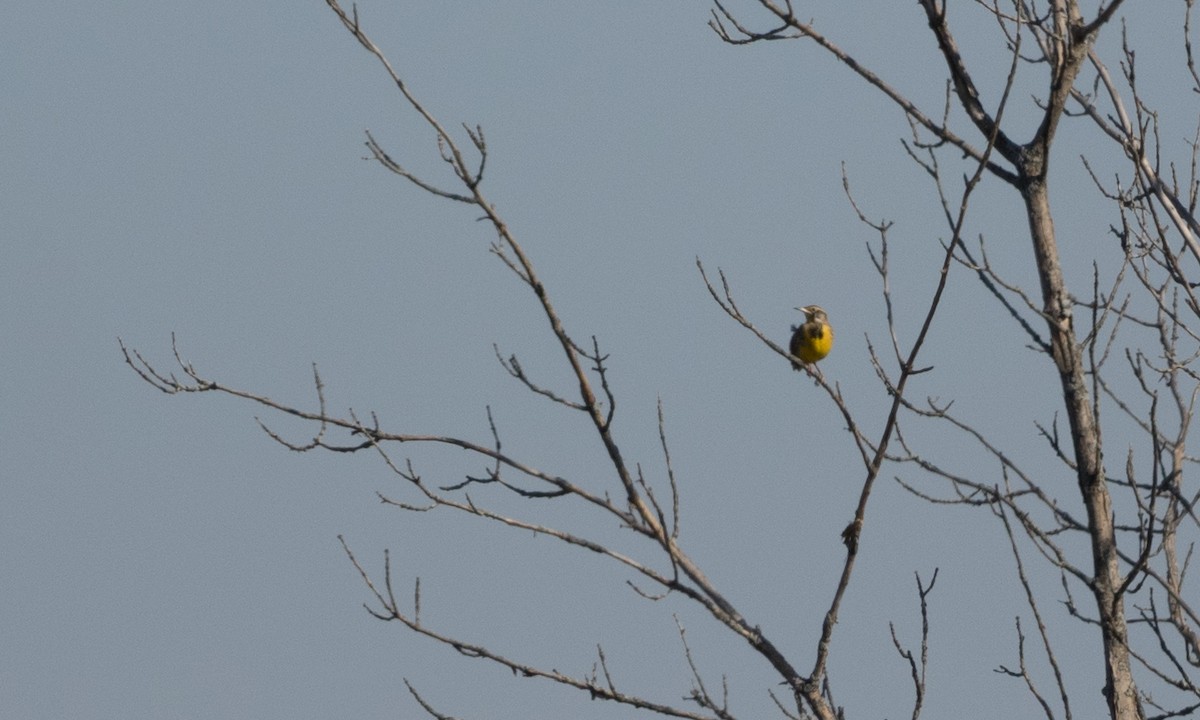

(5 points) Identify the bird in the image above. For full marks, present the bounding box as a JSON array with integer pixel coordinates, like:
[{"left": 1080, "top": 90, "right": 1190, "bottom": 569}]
[{"left": 789, "top": 305, "right": 833, "bottom": 370}]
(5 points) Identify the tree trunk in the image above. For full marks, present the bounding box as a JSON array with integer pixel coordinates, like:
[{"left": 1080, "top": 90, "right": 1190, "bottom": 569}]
[{"left": 1020, "top": 164, "right": 1144, "bottom": 720}]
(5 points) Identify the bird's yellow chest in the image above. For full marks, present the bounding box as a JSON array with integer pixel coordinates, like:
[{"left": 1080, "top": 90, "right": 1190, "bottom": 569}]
[{"left": 792, "top": 322, "right": 834, "bottom": 363}]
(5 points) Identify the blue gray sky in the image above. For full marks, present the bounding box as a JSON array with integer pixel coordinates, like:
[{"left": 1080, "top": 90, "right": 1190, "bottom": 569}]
[{"left": 4, "top": 3, "right": 1194, "bottom": 719}]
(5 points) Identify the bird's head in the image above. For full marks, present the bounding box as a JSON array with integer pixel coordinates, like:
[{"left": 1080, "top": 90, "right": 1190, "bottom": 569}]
[{"left": 795, "top": 305, "right": 827, "bottom": 323}]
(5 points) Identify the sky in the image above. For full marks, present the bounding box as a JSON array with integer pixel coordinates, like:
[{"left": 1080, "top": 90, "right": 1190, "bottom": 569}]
[{"left": 4, "top": 3, "right": 1197, "bottom": 719}]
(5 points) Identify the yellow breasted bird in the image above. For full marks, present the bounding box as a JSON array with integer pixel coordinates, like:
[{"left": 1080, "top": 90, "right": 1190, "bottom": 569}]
[{"left": 789, "top": 305, "right": 833, "bottom": 370}]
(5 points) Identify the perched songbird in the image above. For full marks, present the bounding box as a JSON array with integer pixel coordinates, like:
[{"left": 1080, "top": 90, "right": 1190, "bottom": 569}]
[{"left": 789, "top": 305, "right": 833, "bottom": 370}]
